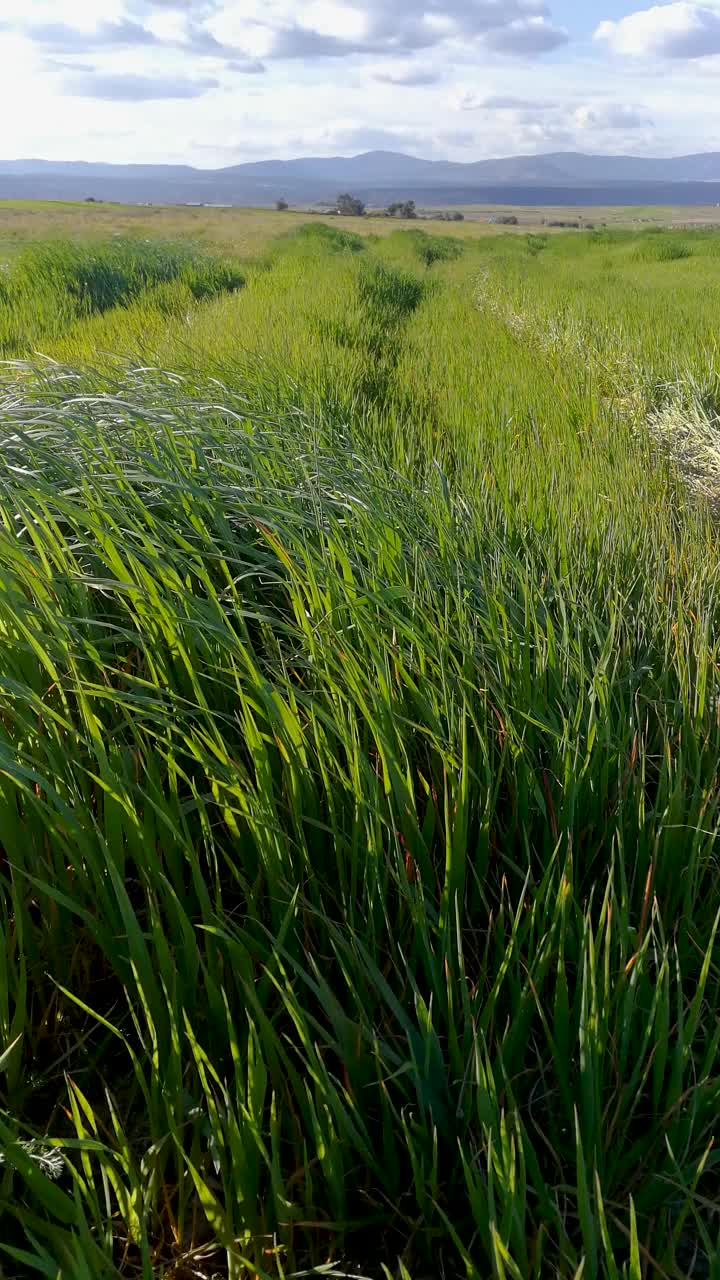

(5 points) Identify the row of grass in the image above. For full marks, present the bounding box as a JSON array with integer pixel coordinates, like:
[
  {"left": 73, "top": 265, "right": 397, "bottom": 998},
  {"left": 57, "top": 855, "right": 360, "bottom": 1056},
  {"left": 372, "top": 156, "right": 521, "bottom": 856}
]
[
  {"left": 2, "top": 221, "right": 720, "bottom": 1277},
  {"left": 0, "top": 236, "right": 245, "bottom": 357}
]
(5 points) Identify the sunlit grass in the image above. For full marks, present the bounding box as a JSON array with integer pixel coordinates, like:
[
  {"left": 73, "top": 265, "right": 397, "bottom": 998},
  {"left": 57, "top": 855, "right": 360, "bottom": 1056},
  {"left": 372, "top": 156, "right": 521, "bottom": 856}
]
[{"left": 1, "top": 219, "right": 720, "bottom": 1278}]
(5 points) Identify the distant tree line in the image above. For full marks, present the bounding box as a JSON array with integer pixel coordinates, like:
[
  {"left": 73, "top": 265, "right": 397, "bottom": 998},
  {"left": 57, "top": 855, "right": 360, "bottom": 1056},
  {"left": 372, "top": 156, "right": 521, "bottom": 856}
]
[
  {"left": 336, "top": 194, "right": 465, "bottom": 222},
  {"left": 275, "top": 193, "right": 465, "bottom": 222},
  {"left": 386, "top": 200, "right": 417, "bottom": 219}
]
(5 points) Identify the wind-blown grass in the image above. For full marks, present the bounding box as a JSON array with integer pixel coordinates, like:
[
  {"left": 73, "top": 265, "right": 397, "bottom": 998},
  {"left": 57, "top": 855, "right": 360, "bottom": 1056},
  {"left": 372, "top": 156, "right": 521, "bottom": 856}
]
[
  {"left": 2, "top": 220, "right": 720, "bottom": 1278},
  {"left": 0, "top": 237, "right": 245, "bottom": 357}
]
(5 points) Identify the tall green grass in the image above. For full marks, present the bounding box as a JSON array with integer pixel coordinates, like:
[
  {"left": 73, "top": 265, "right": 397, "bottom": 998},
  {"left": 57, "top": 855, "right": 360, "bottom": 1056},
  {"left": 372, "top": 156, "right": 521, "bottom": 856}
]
[
  {"left": 0, "top": 236, "right": 245, "bottom": 357},
  {"left": 1, "top": 221, "right": 720, "bottom": 1278}
]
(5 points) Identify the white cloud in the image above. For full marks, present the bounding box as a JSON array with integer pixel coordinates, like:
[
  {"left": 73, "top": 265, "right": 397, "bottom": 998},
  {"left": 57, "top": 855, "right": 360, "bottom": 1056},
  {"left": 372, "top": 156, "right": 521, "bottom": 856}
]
[
  {"left": 63, "top": 71, "right": 219, "bottom": 99},
  {"left": 209, "top": 0, "right": 568, "bottom": 59},
  {"left": 1, "top": 0, "right": 125, "bottom": 21},
  {"left": 2, "top": 18, "right": 161, "bottom": 53},
  {"left": 373, "top": 64, "right": 442, "bottom": 85},
  {"left": 301, "top": 2, "right": 372, "bottom": 42},
  {"left": 0, "top": 0, "right": 716, "bottom": 165},
  {"left": 595, "top": 4, "right": 720, "bottom": 59},
  {"left": 1, "top": 6, "right": 253, "bottom": 61},
  {"left": 454, "top": 90, "right": 556, "bottom": 110},
  {"left": 485, "top": 16, "right": 568, "bottom": 53},
  {"left": 573, "top": 103, "right": 652, "bottom": 130},
  {"left": 302, "top": 124, "right": 431, "bottom": 152}
]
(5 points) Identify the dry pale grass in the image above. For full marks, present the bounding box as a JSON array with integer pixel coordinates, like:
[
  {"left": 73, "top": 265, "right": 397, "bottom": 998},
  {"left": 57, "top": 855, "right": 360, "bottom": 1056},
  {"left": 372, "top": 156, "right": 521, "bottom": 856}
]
[
  {"left": 648, "top": 385, "right": 720, "bottom": 504},
  {"left": 2, "top": 199, "right": 714, "bottom": 261},
  {"left": 0, "top": 200, "right": 498, "bottom": 261}
]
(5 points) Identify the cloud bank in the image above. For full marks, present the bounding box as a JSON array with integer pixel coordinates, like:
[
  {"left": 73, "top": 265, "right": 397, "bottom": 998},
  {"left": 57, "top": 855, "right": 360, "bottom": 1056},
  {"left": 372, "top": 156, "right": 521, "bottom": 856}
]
[
  {"left": 0, "top": 2, "right": 714, "bottom": 167},
  {"left": 595, "top": 3, "right": 720, "bottom": 59}
]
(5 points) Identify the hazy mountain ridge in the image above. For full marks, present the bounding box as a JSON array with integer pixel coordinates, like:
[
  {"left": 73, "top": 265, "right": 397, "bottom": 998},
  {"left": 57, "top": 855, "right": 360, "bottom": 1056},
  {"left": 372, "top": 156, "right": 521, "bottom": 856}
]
[
  {"left": 228, "top": 150, "right": 720, "bottom": 185},
  {"left": 3, "top": 150, "right": 720, "bottom": 206}
]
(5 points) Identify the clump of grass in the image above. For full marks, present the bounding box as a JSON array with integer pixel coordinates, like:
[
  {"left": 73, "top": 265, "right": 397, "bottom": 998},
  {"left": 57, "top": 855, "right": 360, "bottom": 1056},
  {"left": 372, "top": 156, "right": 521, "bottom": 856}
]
[
  {"left": 0, "top": 237, "right": 245, "bottom": 355},
  {"left": 13, "top": 237, "right": 194, "bottom": 310},
  {"left": 358, "top": 258, "right": 427, "bottom": 318},
  {"left": 290, "top": 221, "right": 368, "bottom": 253},
  {"left": 636, "top": 235, "right": 693, "bottom": 262},
  {"left": 398, "top": 228, "right": 464, "bottom": 268}
]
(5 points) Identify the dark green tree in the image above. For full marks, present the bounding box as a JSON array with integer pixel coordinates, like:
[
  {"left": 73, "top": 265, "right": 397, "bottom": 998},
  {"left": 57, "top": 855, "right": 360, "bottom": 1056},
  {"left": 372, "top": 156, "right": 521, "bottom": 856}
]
[
  {"left": 336, "top": 193, "right": 366, "bottom": 216},
  {"left": 386, "top": 200, "right": 417, "bottom": 219}
]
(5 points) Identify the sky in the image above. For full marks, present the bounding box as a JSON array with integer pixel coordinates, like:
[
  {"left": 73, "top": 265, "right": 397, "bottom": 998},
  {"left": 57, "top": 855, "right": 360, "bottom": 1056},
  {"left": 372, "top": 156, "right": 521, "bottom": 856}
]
[{"left": 1, "top": 1, "right": 720, "bottom": 166}]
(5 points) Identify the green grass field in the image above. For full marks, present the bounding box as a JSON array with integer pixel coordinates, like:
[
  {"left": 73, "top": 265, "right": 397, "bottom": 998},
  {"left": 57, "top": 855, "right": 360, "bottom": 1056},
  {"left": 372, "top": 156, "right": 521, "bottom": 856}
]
[{"left": 2, "top": 210, "right": 720, "bottom": 1279}]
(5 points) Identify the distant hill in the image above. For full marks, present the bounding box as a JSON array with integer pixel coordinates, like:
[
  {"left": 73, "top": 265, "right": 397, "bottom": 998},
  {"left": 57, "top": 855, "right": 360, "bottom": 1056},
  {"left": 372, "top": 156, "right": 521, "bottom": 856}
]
[
  {"left": 228, "top": 150, "right": 720, "bottom": 186},
  {"left": 3, "top": 150, "right": 720, "bottom": 207}
]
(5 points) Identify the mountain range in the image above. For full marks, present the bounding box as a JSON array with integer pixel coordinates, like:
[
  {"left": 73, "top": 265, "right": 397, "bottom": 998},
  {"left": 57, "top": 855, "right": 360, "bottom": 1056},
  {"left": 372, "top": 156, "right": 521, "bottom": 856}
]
[{"left": 3, "top": 150, "right": 720, "bottom": 207}]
